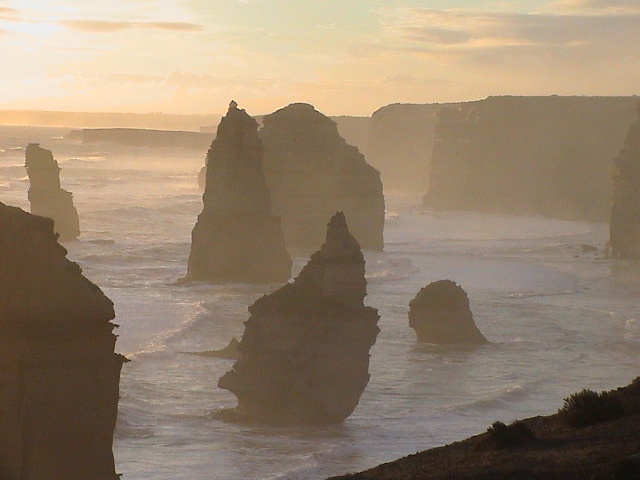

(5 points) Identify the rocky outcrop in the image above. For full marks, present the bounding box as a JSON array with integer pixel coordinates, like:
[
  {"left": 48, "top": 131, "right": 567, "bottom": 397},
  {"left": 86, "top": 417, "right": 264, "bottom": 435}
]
[
  {"left": 424, "top": 96, "right": 639, "bottom": 222},
  {"left": 218, "top": 212, "right": 380, "bottom": 424},
  {"left": 0, "top": 202, "right": 126, "bottom": 480},
  {"left": 610, "top": 103, "right": 640, "bottom": 259},
  {"left": 25, "top": 143, "right": 80, "bottom": 241},
  {"left": 367, "top": 103, "right": 454, "bottom": 193},
  {"left": 187, "top": 101, "right": 291, "bottom": 283},
  {"left": 260, "top": 103, "right": 384, "bottom": 253},
  {"left": 409, "top": 280, "right": 488, "bottom": 344}
]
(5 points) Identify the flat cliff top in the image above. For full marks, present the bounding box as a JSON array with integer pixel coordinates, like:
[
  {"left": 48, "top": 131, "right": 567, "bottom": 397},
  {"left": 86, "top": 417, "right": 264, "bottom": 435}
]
[{"left": 329, "top": 381, "right": 640, "bottom": 480}]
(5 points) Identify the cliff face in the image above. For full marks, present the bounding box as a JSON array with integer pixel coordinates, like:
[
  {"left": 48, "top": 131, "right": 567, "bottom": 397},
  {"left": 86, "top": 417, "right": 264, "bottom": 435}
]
[
  {"left": 187, "top": 101, "right": 292, "bottom": 283},
  {"left": 260, "top": 103, "right": 385, "bottom": 253},
  {"left": 25, "top": 143, "right": 80, "bottom": 241},
  {"left": 333, "top": 115, "right": 372, "bottom": 157},
  {"left": 610, "top": 103, "right": 640, "bottom": 258},
  {"left": 218, "top": 212, "right": 380, "bottom": 424},
  {"left": 367, "top": 103, "right": 452, "bottom": 193},
  {"left": 0, "top": 202, "right": 125, "bottom": 480},
  {"left": 409, "top": 280, "right": 488, "bottom": 345},
  {"left": 424, "top": 96, "right": 638, "bottom": 222}
]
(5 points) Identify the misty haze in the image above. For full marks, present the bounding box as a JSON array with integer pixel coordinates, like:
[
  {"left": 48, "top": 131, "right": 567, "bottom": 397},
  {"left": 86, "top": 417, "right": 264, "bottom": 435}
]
[{"left": 1, "top": 1, "right": 640, "bottom": 480}]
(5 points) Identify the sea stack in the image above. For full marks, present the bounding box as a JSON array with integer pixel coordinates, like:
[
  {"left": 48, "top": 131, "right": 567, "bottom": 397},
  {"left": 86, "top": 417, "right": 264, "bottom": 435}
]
[
  {"left": 187, "top": 101, "right": 291, "bottom": 283},
  {"left": 409, "top": 280, "right": 488, "bottom": 344},
  {"left": 25, "top": 143, "right": 80, "bottom": 241},
  {"left": 260, "top": 103, "right": 385, "bottom": 253},
  {"left": 218, "top": 212, "right": 380, "bottom": 424},
  {"left": 0, "top": 202, "right": 126, "bottom": 480},
  {"left": 610, "top": 103, "right": 640, "bottom": 259}
]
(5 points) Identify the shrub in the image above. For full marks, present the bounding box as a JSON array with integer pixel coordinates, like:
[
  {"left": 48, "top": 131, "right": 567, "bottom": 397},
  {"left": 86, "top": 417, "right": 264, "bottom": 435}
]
[
  {"left": 479, "top": 420, "right": 536, "bottom": 450},
  {"left": 559, "top": 389, "right": 625, "bottom": 428}
]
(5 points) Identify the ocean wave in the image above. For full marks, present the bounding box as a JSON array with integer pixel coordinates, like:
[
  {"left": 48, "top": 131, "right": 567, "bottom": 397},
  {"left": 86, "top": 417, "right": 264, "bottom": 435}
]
[
  {"left": 114, "top": 400, "right": 156, "bottom": 439},
  {"left": 624, "top": 318, "right": 640, "bottom": 342},
  {"left": 126, "top": 306, "right": 212, "bottom": 360},
  {"left": 449, "top": 384, "right": 530, "bottom": 412},
  {"left": 365, "top": 257, "right": 419, "bottom": 283}
]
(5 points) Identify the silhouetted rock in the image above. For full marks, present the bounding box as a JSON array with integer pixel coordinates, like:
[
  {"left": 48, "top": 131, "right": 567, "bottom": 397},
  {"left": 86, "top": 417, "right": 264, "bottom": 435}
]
[
  {"left": 409, "top": 280, "right": 488, "bottom": 344},
  {"left": 0, "top": 202, "right": 126, "bottom": 480},
  {"left": 218, "top": 212, "right": 380, "bottom": 424},
  {"left": 424, "top": 96, "right": 639, "bottom": 221},
  {"left": 186, "top": 101, "right": 291, "bottom": 283},
  {"left": 25, "top": 143, "right": 80, "bottom": 241},
  {"left": 260, "top": 103, "right": 385, "bottom": 253},
  {"left": 610, "top": 103, "right": 640, "bottom": 259}
]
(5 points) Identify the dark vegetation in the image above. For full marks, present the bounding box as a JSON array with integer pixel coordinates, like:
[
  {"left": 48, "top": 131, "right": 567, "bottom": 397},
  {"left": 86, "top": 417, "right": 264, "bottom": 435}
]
[{"left": 558, "top": 389, "right": 626, "bottom": 428}]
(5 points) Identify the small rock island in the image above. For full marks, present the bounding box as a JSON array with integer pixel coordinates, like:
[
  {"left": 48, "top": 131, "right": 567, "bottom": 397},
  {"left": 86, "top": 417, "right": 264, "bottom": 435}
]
[
  {"left": 409, "top": 280, "right": 488, "bottom": 344},
  {"left": 218, "top": 212, "right": 380, "bottom": 424},
  {"left": 186, "top": 101, "right": 292, "bottom": 283},
  {"left": 25, "top": 143, "right": 80, "bottom": 241}
]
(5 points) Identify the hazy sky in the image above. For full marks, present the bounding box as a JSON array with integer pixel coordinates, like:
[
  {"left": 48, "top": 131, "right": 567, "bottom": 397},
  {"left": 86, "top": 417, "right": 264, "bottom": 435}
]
[{"left": 1, "top": 0, "right": 639, "bottom": 115}]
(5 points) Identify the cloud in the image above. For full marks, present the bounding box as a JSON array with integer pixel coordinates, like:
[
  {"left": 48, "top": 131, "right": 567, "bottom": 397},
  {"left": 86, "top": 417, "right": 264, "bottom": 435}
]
[
  {"left": 49, "top": 72, "right": 164, "bottom": 84},
  {"left": 0, "top": 6, "right": 19, "bottom": 20},
  {"left": 377, "top": 6, "right": 640, "bottom": 53},
  {"left": 164, "top": 71, "right": 280, "bottom": 91},
  {"left": 546, "top": 0, "right": 640, "bottom": 14},
  {"left": 59, "top": 19, "right": 203, "bottom": 33}
]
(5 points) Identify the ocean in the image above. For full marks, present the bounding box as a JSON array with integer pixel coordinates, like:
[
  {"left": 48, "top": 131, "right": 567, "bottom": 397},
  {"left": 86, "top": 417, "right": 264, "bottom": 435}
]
[{"left": 1, "top": 125, "right": 638, "bottom": 479}]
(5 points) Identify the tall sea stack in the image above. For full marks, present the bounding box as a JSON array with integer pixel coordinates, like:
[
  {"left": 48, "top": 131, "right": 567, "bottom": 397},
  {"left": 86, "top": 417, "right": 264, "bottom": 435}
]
[
  {"left": 610, "top": 103, "right": 640, "bottom": 259},
  {"left": 187, "top": 101, "right": 291, "bottom": 283},
  {"left": 218, "top": 212, "right": 380, "bottom": 424},
  {"left": 25, "top": 143, "right": 80, "bottom": 241},
  {"left": 0, "top": 202, "right": 126, "bottom": 480},
  {"left": 260, "top": 103, "right": 385, "bottom": 253}
]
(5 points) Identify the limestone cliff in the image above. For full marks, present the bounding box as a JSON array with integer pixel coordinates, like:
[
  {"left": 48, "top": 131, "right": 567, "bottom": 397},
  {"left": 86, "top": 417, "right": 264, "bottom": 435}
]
[
  {"left": 424, "top": 96, "right": 638, "bottom": 221},
  {"left": 367, "top": 103, "right": 453, "bottom": 193},
  {"left": 25, "top": 143, "right": 80, "bottom": 241},
  {"left": 0, "top": 202, "right": 126, "bottom": 480},
  {"left": 187, "top": 101, "right": 291, "bottom": 283},
  {"left": 218, "top": 212, "right": 380, "bottom": 424},
  {"left": 333, "top": 115, "right": 371, "bottom": 156},
  {"left": 260, "top": 103, "right": 384, "bottom": 253},
  {"left": 409, "top": 280, "right": 488, "bottom": 345},
  {"left": 610, "top": 103, "right": 640, "bottom": 259}
]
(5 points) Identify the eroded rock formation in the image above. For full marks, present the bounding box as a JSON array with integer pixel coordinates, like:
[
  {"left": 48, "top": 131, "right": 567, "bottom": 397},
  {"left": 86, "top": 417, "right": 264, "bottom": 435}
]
[
  {"left": 0, "top": 202, "right": 126, "bottom": 480},
  {"left": 260, "top": 103, "right": 384, "bottom": 253},
  {"left": 409, "top": 280, "right": 488, "bottom": 344},
  {"left": 187, "top": 101, "right": 292, "bottom": 283},
  {"left": 424, "top": 96, "right": 639, "bottom": 221},
  {"left": 218, "top": 212, "right": 380, "bottom": 424},
  {"left": 610, "top": 103, "right": 640, "bottom": 259},
  {"left": 25, "top": 143, "right": 80, "bottom": 241}
]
